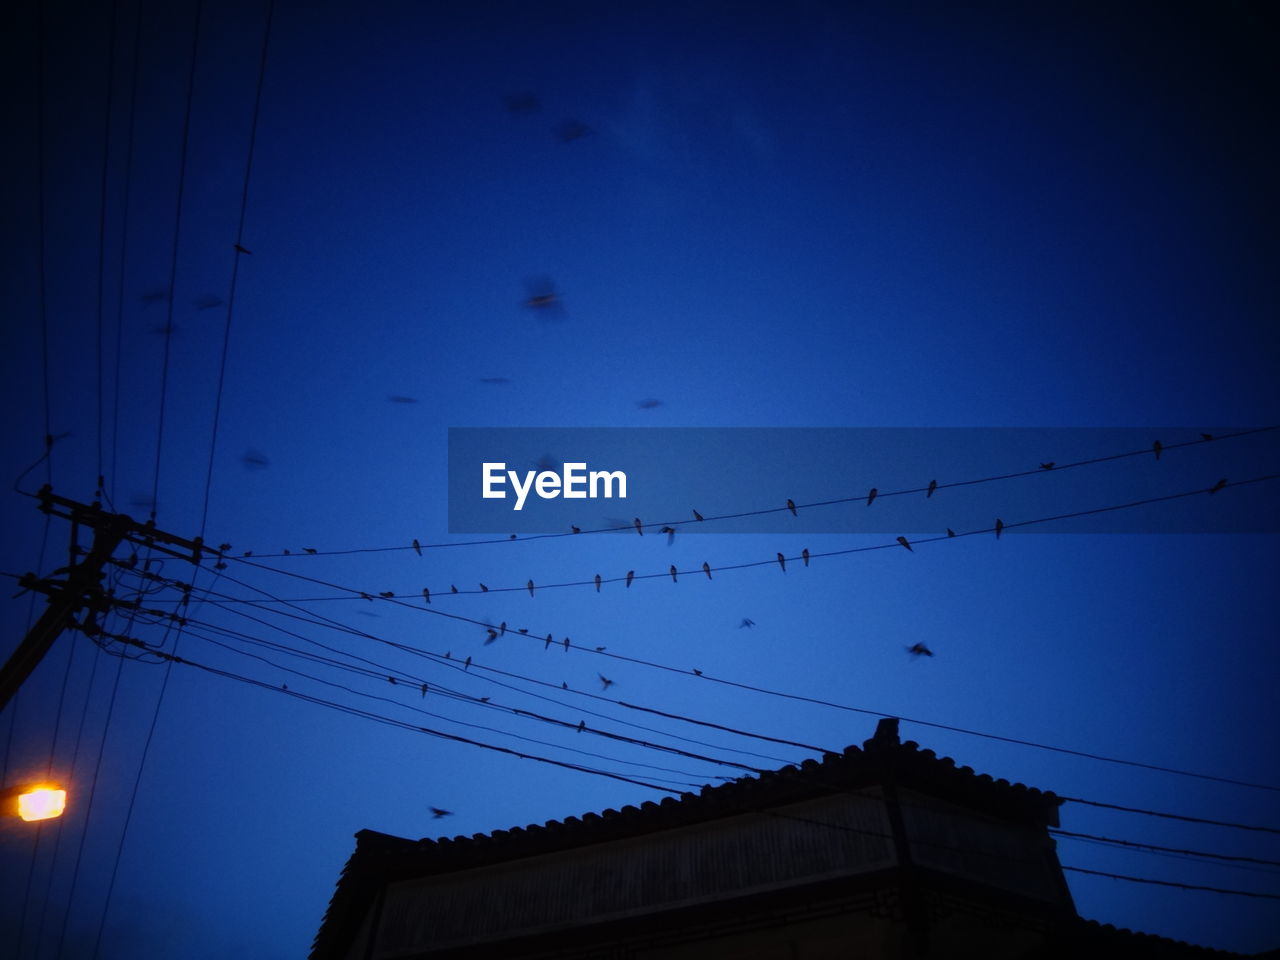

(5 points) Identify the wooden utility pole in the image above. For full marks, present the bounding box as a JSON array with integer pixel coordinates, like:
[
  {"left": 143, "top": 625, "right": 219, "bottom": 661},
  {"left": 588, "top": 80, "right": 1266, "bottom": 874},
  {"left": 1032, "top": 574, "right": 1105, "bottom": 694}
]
[{"left": 0, "top": 487, "right": 208, "bottom": 713}]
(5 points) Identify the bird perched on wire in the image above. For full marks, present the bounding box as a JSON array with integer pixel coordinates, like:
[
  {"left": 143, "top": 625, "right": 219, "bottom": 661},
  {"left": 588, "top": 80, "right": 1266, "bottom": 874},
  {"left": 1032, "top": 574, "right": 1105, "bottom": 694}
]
[
  {"left": 802, "top": 548, "right": 810, "bottom": 567},
  {"left": 633, "top": 517, "right": 643, "bottom": 536},
  {"left": 896, "top": 536, "right": 912, "bottom": 552},
  {"left": 661, "top": 526, "right": 676, "bottom": 545},
  {"left": 776, "top": 553, "right": 786, "bottom": 572},
  {"left": 703, "top": 562, "right": 712, "bottom": 580},
  {"left": 906, "top": 642, "right": 934, "bottom": 658},
  {"left": 594, "top": 574, "right": 602, "bottom": 592},
  {"left": 669, "top": 565, "right": 678, "bottom": 583},
  {"left": 787, "top": 499, "right": 797, "bottom": 516},
  {"left": 927, "top": 479, "right": 937, "bottom": 498},
  {"left": 625, "top": 570, "right": 635, "bottom": 588}
]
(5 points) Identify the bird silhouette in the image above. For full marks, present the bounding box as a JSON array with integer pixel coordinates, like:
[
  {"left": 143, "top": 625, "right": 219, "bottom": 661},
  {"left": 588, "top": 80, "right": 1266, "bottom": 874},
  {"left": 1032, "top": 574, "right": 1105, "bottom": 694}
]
[
  {"left": 241, "top": 449, "right": 270, "bottom": 469},
  {"left": 661, "top": 526, "right": 675, "bottom": 545},
  {"left": 867, "top": 488, "right": 877, "bottom": 506},
  {"left": 527, "top": 580, "right": 535, "bottom": 597},
  {"left": 421, "top": 683, "right": 428, "bottom": 697},
  {"left": 576, "top": 719, "right": 585, "bottom": 732},
  {"left": 379, "top": 590, "right": 394, "bottom": 598},
  {"left": 504, "top": 92, "right": 540, "bottom": 114},
  {"left": 1209, "top": 478, "right": 1227, "bottom": 494},
  {"left": 776, "top": 553, "right": 786, "bottom": 572},
  {"left": 1152, "top": 440, "right": 1163, "bottom": 460},
  {"left": 625, "top": 570, "right": 635, "bottom": 588},
  {"left": 947, "top": 528, "right": 956, "bottom": 537},
  {"left": 498, "top": 622, "right": 507, "bottom": 636},
  {"left": 703, "top": 562, "right": 711, "bottom": 579},
  {"left": 544, "top": 634, "right": 553, "bottom": 650},
  {"left": 739, "top": 618, "right": 755, "bottom": 628},
  {"left": 1201, "top": 433, "right": 1214, "bottom": 441},
  {"left": 692, "top": 509, "right": 704, "bottom": 521},
  {"left": 693, "top": 668, "right": 702, "bottom": 676},
  {"left": 594, "top": 645, "right": 606, "bottom": 652},
  {"left": 802, "top": 548, "right": 810, "bottom": 567},
  {"left": 633, "top": 518, "right": 643, "bottom": 536},
  {"left": 522, "top": 276, "right": 564, "bottom": 318},
  {"left": 995, "top": 518, "right": 1004, "bottom": 538},
  {"left": 1040, "top": 462, "right": 1055, "bottom": 471},
  {"left": 906, "top": 642, "right": 934, "bottom": 658},
  {"left": 463, "top": 656, "right": 472, "bottom": 670},
  {"left": 598, "top": 673, "right": 614, "bottom": 691},
  {"left": 479, "top": 377, "right": 511, "bottom": 385},
  {"left": 422, "top": 588, "right": 430, "bottom": 604},
  {"left": 388, "top": 395, "right": 418, "bottom": 403},
  {"left": 479, "top": 583, "right": 488, "bottom": 592},
  {"left": 555, "top": 119, "right": 593, "bottom": 142},
  {"left": 563, "top": 636, "right": 570, "bottom": 652},
  {"left": 927, "top": 479, "right": 937, "bottom": 498},
  {"left": 485, "top": 629, "right": 498, "bottom": 644},
  {"left": 786, "top": 499, "right": 797, "bottom": 516},
  {"left": 896, "top": 536, "right": 912, "bottom": 552},
  {"left": 636, "top": 398, "right": 663, "bottom": 409},
  {"left": 669, "top": 565, "right": 678, "bottom": 583},
  {"left": 233, "top": 243, "right": 252, "bottom": 254},
  {"left": 412, "top": 538, "right": 422, "bottom": 556},
  {"left": 594, "top": 574, "right": 602, "bottom": 592},
  {"left": 305, "top": 547, "right": 318, "bottom": 554},
  {"left": 571, "top": 525, "right": 581, "bottom": 534},
  {"left": 451, "top": 585, "right": 458, "bottom": 593},
  {"left": 430, "top": 807, "right": 452, "bottom": 819}
]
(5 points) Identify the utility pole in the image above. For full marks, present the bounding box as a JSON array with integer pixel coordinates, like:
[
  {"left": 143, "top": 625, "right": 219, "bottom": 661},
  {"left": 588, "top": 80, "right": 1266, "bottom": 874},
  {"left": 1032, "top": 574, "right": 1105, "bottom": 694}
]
[{"left": 0, "top": 486, "right": 209, "bottom": 713}]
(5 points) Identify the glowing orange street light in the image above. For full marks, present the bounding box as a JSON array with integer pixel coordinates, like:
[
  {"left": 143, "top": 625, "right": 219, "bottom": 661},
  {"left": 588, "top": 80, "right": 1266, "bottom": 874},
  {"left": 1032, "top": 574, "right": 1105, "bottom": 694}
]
[{"left": 4, "top": 784, "right": 67, "bottom": 822}]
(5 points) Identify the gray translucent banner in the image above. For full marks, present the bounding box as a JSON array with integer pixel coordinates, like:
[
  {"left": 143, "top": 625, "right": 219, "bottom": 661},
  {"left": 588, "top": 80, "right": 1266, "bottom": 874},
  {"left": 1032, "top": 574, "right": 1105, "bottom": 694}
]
[{"left": 447, "top": 427, "right": 1279, "bottom": 535}]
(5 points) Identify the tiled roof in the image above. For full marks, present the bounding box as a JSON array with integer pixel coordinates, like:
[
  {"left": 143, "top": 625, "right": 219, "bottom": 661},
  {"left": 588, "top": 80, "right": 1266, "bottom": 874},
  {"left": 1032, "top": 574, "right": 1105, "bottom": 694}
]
[{"left": 311, "top": 717, "right": 1062, "bottom": 959}]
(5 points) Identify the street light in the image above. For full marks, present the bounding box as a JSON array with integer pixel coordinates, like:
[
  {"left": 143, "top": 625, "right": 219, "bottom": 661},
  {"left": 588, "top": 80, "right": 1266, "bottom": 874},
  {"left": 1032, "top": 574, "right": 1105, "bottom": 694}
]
[{"left": 3, "top": 783, "right": 67, "bottom": 822}]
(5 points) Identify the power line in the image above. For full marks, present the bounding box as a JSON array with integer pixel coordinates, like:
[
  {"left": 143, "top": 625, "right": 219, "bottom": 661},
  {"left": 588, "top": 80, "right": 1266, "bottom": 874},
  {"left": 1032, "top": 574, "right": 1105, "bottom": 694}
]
[
  {"left": 1061, "top": 865, "right": 1280, "bottom": 901},
  {"left": 233, "top": 426, "right": 1280, "bottom": 557}
]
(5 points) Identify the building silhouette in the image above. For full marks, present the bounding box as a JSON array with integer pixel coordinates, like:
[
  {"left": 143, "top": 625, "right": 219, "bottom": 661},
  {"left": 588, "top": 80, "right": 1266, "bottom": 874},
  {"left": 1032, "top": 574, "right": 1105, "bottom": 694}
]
[{"left": 312, "top": 718, "right": 1255, "bottom": 959}]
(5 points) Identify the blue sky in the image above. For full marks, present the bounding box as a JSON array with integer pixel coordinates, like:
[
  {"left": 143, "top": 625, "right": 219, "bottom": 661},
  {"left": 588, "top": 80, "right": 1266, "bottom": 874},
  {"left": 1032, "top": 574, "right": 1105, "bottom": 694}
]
[{"left": 2, "top": 1, "right": 1278, "bottom": 956}]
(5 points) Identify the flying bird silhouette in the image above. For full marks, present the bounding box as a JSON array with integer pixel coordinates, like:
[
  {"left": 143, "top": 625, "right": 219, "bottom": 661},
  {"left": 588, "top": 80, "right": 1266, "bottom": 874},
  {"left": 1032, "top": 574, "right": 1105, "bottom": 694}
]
[
  {"left": 485, "top": 629, "right": 498, "bottom": 645},
  {"left": 241, "top": 449, "right": 270, "bottom": 469},
  {"left": 554, "top": 119, "right": 593, "bottom": 142},
  {"left": 522, "top": 275, "right": 564, "bottom": 318},
  {"left": 430, "top": 807, "right": 452, "bottom": 819},
  {"left": 739, "top": 618, "right": 755, "bottom": 628},
  {"left": 504, "top": 92, "right": 540, "bottom": 114},
  {"left": 896, "top": 536, "right": 912, "bottom": 552},
  {"left": 233, "top": 243, "right": 252, "bottom": 254},
  {"left": 598, "top": 673, "right": 614, "bottom": 691},
  {"left": 906, "top": 642, "right": 934, "bottom": 658}
]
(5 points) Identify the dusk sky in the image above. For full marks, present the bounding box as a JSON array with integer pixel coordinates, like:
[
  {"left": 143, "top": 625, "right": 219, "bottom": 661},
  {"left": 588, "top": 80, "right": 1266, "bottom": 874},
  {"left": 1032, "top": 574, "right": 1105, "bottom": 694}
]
[{"left": 2, "top": 1, "right": 1278, "bottom": 957}]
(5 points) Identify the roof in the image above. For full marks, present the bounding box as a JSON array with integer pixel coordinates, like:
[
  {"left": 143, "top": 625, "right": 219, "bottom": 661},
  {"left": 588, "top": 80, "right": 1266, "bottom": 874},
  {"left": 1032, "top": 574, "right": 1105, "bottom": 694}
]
[{"left": 311, "top": 717, "right": 1063, "bottom": 959}]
